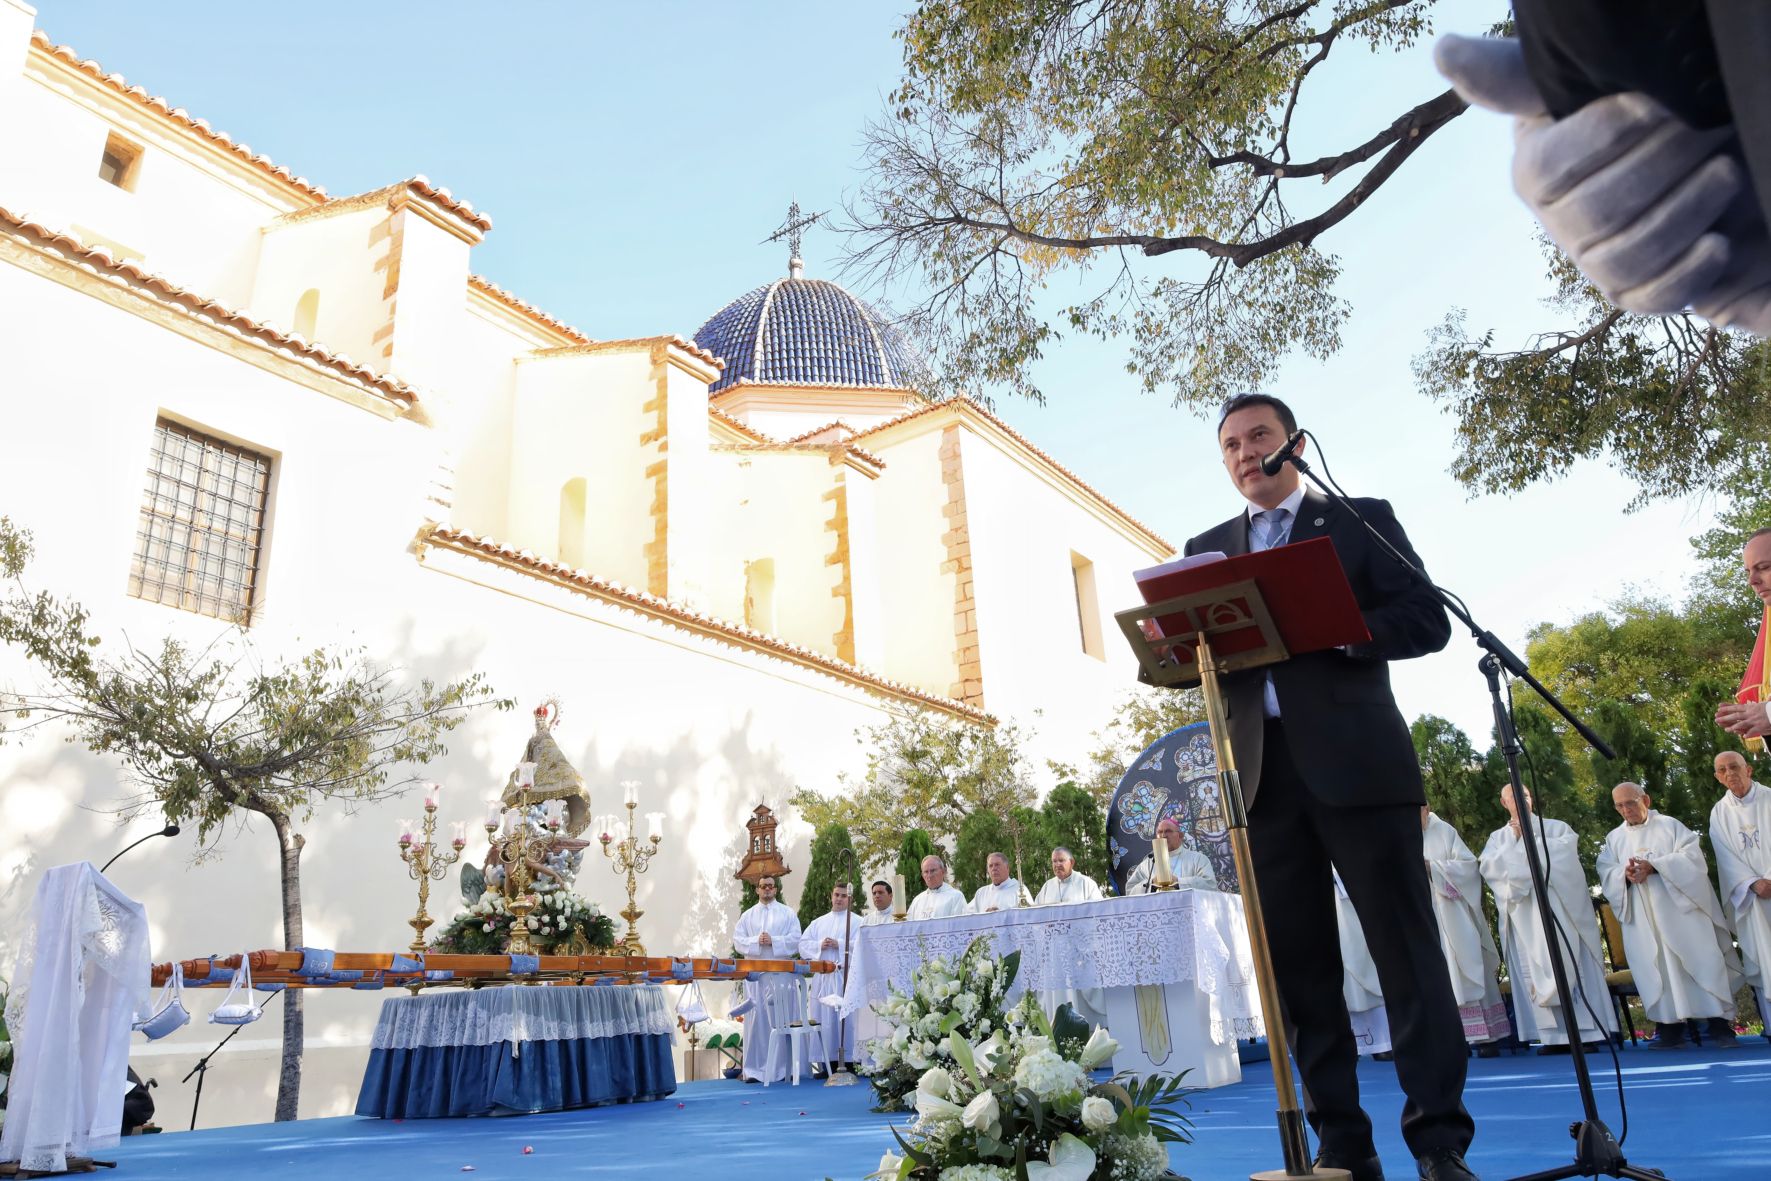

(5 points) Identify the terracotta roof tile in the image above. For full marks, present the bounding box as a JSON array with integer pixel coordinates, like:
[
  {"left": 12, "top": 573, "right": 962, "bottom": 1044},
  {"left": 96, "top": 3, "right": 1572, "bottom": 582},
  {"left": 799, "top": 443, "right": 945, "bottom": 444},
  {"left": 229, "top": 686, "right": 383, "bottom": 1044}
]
[
  {"left": 1, "top": 203, "right": 419, "bottom": 407},
  {"left": 422, "top": 526, "right": 990, "bottom": 723},
  {"left": 708, "top": 406, "right": 772, "bottom": 443},
  {"left": 403, "top": 175, "right": 492, "bottom": 232},
  {"left": 783, "top": 421, "right": 859, "bottom": 444},
  {"left": 856, "top": 398, "right": 1172, "bottom": 552},
  {"left": 31, "top": 30, "right": 326, "bottom": 200},
  {"left": 469, "top": 274, "right": 590, "bottom": 343},
  {"left": 713, "top": 441, "right": 888, "bottom": 470}
]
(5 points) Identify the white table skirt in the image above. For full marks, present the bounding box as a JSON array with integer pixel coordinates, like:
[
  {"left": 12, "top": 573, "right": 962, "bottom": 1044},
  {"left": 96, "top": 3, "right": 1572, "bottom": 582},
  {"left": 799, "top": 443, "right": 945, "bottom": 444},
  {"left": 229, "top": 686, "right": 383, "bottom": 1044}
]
[
  {"left": 369, "top": 985, "right": 674, "bottom": 1049},
  {"left": 835, "top": 890, "right": 1263, "bottom": 1043}
]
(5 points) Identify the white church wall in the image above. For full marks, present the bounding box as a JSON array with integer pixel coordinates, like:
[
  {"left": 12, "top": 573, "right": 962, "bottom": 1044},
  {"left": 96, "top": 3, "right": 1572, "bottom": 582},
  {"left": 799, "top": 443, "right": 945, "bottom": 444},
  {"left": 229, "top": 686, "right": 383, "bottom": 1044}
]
[
  {"left": 252, "top": 205, "right": 396, "bottom": 370},
  {"left": 866, "top": 428, "right": 960, "bottom": 697}
]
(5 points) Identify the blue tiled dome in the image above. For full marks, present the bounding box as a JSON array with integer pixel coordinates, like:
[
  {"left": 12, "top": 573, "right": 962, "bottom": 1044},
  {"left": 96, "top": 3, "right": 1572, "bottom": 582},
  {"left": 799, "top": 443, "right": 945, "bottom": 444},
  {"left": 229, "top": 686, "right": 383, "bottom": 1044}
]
[{"left": 693, "top": 278, "right": 925, "bottom": 395}]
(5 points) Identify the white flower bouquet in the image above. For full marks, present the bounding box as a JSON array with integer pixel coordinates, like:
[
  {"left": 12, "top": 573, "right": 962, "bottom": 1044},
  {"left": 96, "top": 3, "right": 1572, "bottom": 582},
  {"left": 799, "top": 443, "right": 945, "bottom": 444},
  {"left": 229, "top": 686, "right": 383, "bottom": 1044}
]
[{"left": 866, "top": 940, "right": 1194, "bottom": 1180}]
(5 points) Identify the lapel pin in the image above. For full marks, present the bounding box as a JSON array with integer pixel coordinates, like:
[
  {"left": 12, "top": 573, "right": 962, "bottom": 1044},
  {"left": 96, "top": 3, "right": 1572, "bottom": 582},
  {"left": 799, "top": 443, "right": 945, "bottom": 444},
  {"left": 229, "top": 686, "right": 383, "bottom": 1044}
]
[{"left": 1313, "top": 517, "right": 1325, "bottom": 526}]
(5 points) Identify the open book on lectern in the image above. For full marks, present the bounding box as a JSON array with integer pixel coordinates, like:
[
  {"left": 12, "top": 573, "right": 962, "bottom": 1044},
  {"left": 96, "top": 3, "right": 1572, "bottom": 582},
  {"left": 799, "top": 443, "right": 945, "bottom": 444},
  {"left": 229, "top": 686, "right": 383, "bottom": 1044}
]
[{"left": 1125, "top": 537, "right": 1371, "bottom": 684}]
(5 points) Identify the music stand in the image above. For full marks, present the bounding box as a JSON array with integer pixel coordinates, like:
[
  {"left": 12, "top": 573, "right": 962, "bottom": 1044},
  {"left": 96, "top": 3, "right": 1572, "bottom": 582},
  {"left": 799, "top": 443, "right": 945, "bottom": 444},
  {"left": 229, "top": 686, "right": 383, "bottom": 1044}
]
[{"left": 1114, "top": 539, "right": 1370, "bottom": 1181}]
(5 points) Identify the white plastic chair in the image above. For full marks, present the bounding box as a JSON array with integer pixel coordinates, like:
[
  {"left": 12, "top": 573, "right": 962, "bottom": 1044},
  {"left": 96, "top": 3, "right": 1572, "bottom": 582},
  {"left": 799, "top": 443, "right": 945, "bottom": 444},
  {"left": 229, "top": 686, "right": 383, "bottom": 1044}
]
[{"left": 762, "top": 975, "right": 819, "bottom": 1087}]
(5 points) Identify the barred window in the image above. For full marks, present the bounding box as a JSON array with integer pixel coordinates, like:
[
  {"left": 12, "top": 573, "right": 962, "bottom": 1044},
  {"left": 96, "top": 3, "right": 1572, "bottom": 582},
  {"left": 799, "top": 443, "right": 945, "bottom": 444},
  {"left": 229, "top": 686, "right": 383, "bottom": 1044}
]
[{"left": 129, "top": 419, "right": 271, "bottom": 625}]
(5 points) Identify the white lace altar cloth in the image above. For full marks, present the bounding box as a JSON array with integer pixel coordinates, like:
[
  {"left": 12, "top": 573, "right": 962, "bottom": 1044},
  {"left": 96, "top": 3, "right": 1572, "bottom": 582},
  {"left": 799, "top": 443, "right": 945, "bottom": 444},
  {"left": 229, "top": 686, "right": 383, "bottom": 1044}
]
[
  {"left": 1, "top": 863, "right": 151, "bottom": 1174},
  {"left": 369, "top": 984, "right": 674, "bottom": 1052},
  {"left": 835, "top": 890, "right": 1263, "bottom": 1043}
]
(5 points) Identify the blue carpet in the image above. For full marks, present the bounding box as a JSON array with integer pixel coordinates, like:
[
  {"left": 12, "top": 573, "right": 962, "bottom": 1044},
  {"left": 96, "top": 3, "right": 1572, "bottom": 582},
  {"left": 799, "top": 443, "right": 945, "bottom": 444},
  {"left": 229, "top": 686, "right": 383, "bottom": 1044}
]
[{"left": 106, "top": 1041, "right": 1769, "bottom": 1180}]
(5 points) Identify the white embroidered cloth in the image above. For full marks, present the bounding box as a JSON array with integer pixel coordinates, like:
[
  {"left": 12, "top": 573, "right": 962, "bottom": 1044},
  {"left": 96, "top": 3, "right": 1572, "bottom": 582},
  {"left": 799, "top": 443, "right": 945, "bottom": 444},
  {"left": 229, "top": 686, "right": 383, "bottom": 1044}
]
[
  {"left": 1, "top": 863, "right": 151, "bottom": 1173},
  {"left": 369, "top": 984, "right": 674, "bottom": 1050},
  {"left": 834, "top": 890, "right": 1263, "bottom": 1043}
]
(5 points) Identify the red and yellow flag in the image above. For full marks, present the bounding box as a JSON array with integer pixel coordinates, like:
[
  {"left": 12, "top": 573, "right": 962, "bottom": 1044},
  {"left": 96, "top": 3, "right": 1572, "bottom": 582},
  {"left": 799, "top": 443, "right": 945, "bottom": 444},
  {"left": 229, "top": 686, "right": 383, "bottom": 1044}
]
[{"left": 1738, "top": 605, "right": 1771, "bottom": 753}]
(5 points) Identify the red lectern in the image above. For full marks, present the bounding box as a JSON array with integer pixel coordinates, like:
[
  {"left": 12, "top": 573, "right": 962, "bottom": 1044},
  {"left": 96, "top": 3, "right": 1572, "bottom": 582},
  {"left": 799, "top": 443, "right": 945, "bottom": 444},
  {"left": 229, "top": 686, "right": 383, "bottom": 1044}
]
[{"left": 1115, "top": 537, "right": 1370, "bottom": 1181}]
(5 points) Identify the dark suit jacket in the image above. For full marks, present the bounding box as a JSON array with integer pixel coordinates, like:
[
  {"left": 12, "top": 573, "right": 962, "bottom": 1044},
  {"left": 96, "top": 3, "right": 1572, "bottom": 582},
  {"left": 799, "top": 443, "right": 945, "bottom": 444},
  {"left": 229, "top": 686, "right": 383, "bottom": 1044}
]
[{"left": 1182, "top": 487, "right": 1451, "bottom": 809}]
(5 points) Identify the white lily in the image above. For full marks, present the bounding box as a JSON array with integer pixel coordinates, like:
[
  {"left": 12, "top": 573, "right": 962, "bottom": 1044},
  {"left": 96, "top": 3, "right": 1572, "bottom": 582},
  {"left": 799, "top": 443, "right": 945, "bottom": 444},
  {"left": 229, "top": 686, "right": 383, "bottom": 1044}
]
[
  {"left": 961, "top": 1087, "right": 1001, "bottom": 1135},
  {"left": 913, "top": 1087, "right": 965, "bottom": 1123},
  {"left": 974, "top": 1029, "right": 1008, "bottom": 1076},
  {"left": 1078, "top": 1026, "right": 1120, "bottom": 1069},
  {"left": 1024, "top": 1133, "right": 1097, "bottom": 1181},
  {"left": 868, "top": 1149, "right": 904, "bottom": 1180}
]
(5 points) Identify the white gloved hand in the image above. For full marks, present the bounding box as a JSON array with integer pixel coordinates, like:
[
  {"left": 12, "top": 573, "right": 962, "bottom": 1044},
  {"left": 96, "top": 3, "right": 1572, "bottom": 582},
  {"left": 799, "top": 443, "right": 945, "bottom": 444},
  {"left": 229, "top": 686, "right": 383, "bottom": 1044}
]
[{"left": 1434, "top": 33, "right": 1771, "bottom": 334}]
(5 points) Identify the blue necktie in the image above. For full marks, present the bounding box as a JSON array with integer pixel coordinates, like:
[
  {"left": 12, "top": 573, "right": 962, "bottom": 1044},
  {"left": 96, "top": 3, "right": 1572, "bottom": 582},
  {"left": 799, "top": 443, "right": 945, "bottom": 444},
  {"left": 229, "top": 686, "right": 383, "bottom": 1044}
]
[{"left": 1251, "top": 508, "right": 1292, "bottom": 551}]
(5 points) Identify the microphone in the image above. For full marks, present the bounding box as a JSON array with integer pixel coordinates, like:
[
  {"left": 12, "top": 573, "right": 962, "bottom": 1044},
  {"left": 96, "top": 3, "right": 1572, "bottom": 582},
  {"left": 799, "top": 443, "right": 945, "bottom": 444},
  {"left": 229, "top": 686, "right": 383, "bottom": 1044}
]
[
  {"left": 1259, "top": 430, "right": 1305, "bottom": 477},
  {"left": 100, "top": 822, "right": 181, "bottom": 873}
]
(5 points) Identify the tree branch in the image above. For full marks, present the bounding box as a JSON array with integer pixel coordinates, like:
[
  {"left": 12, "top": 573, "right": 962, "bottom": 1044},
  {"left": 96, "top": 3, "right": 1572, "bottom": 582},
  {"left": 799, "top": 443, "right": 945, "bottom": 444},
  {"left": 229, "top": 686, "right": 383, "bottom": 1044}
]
[{"left": 1206, "top": 88, "right": 1467, "bottom": 180}]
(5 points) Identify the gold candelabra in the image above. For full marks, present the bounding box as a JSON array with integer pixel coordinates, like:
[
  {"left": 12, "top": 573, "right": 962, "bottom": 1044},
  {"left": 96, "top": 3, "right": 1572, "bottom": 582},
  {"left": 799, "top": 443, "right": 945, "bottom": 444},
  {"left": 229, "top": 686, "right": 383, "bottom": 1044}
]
[
  {"left": 487, "top": 762, "right": 542, "bottom": 957},
  {"left": 599, "top": 782, "right": 662, "bottom": 956},
  {"left": 398, "top": 785, "right": 465, "bottom": 956}
]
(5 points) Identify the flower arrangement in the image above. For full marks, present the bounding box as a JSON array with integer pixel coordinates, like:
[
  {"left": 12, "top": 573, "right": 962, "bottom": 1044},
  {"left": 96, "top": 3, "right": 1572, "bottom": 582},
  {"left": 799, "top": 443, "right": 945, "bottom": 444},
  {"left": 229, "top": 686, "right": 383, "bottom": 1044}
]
[
  {"left": 862, "top": 936, "right": 1025, "bottom": 1113},
  {"left": 428, "top": 884, "right": 615, "bottom": 955},
  {"left": 867, "top": 940, "right": 1194, "bottom": 1181}
]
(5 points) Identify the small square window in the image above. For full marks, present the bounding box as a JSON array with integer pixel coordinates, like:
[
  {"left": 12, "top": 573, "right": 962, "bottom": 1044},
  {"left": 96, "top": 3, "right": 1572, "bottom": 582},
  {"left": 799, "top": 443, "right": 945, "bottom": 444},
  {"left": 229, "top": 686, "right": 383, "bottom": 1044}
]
[{"left": 98, "top": 133, "right": 142, "bottom": 190}]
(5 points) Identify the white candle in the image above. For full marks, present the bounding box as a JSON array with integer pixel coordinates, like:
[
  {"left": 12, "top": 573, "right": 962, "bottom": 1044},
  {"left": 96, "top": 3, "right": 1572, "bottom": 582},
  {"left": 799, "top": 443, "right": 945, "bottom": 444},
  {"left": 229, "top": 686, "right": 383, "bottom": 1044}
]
[
  {"left": 1153, "top": 835, "right": 1175, "bottom": 887},
  {"left": 423, "top": 782, "right": 441, "bottom": 811},
  {"left": 516, "top": 762, "right": 537, "bottom": 790},
  {"left": 892, "top": 873, "right": 906, "bottom": 916}
]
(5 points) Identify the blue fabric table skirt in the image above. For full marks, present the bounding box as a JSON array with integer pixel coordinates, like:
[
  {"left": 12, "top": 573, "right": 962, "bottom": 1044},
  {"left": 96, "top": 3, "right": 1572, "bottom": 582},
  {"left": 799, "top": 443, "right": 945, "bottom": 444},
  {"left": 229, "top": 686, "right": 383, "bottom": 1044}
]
[{"left": 357, "top": 1031, "right": 676, "bottom": 1118}]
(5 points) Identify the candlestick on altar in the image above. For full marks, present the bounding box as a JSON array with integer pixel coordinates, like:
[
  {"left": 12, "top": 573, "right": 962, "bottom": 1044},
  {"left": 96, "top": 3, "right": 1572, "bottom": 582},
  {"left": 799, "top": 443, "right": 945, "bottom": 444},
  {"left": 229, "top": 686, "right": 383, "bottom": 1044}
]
[
  {"left": 397, "top": 793, "right": 464, "bottom": 956},
  {"left": 892, "top": 873, "right": 907, "bottom": 921},
  {"left": 1151, "top": 833, "right": 1179, "bottom": 892},
  {"left": 599, "top": 780, "right": 661, "bottom": 955}
]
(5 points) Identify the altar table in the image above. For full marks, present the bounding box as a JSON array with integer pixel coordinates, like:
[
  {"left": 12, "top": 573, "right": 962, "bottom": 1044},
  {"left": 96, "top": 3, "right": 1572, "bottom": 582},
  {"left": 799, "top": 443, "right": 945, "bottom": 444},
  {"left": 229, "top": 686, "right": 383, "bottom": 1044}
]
[
  {"left": 356, "top": 984, "right": 676, "bottom": 1118},
  {"left": 836, "top": 890, "right": 1262, "bottom": 1088}
]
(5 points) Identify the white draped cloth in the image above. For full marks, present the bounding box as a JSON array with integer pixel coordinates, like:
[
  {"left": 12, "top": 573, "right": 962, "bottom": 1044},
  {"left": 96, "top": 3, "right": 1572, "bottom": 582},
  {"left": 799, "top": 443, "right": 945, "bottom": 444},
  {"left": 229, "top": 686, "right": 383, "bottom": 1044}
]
[
  {"left": 1423, "top": 814, "right": 1510, "bottom": 1042},
  {"left": 731, "top": 899, "right": 802, "bottom": 1082},
  {"left": 1597, "top": 812, "right": 1742, "bottom": 1023},
  {"left": 1124, "top": 848, "right": 1217, "bottom": 895},
  {"left": 905, "top": 883, "right": 967, "bottom": 921},
  {"left": 798, "top": 910, "right": 860, "bottom": 1063},
  {"left": 968, "top": 878, "right": 1030, "bottom": 913},
  {"left": 1480, "top": 817, "right": 1617, "bottom": 1045},
  {"left": 1332, "top": 868, "right": 1391, "bottom": 1056},
  {"left": 1711, "top": 784, "right": 1771, "bottom": 1001},
  {"left": 1033, "top": 872, "right": 1103, "bottom": 906},
  {"left": 1, "top": 863, "right": 150, "bottom": 1174}
]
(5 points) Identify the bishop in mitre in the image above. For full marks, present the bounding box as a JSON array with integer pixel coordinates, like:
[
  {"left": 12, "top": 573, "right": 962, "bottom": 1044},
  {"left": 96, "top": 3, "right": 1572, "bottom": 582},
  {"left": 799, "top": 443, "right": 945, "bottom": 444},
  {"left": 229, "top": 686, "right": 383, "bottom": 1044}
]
[
  {"left": 1421, "top": 808, "right": 1509, "bottom": 1049},
  {"left": 1125, "top": 818, "right": 1218, "bottom": 894},
  {"left": 969, "top": 852, "right": 1031, "bottom": 913},
  {"left": 1479, "top": 786, "right": 1616, "bottom": 1048},
  {"left": 799, "top": 883, "right": 860, "bottom": 1071},
  {"left": 732, "top": 875, "right": 804, "bottom": 1083},
  {"left": 1597, "top": 783, "right": 1742, "bottom": 1048},
  {"left": 1709, "top": 752, "right": 1771, "bottom": 1029},
  {"left": 1333, "top": 866, "right": 1392, "bottom": 1057},
  {"left": 906, "top": 855, "right": 967, "bottom": 920}
]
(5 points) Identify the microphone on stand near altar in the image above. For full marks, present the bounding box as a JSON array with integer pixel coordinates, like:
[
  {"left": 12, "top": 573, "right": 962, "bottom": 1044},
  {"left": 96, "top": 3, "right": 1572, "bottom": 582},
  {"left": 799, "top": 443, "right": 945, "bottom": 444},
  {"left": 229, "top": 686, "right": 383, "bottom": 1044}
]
[
  {"left": 1258, "top": 429, "right": 1306, "bottom": 476},
  {"left": 101, "top": 822, "right": 181, "bottom": 874}
]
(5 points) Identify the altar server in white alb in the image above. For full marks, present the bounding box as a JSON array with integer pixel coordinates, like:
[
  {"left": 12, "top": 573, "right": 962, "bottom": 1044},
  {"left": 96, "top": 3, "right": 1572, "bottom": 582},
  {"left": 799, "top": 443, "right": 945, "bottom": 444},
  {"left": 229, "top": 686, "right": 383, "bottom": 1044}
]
[
  {"left": 969, "top": 851, "right": 1031, "bottom": 913},
  {"left": 1034, "top": 847, "right": 1103, "bottom": 905},
  {"left": 1124, "top": 818, "right": 1218, "bottom": 894},
  {"left": 864, "top": 879, "right": 896, "bottom": 926},
  {"left": 1333, "top": 866, "right": 1392, "bottom": 1057},
  {"left": 1709, "top": 751, "right": 1771, "bottom": 1028},
  {"left": 1421, "top": 808, "right": 1509, "bottom": 1049},
  {"left": 906, "top": 854, "right": 968, "bottom": 920},
  {"left": 1597, "top": 782, "right": 1742, "bottom": 1048},
  {"left": 799, "top": 883, "right": 861, "bottom": 1070},
  {"left": 731, "top": 875, "right": 804, "bottom": 1082},
  {"left": 1479, "top": 786, "right": 1616, "bottom": 1048}
]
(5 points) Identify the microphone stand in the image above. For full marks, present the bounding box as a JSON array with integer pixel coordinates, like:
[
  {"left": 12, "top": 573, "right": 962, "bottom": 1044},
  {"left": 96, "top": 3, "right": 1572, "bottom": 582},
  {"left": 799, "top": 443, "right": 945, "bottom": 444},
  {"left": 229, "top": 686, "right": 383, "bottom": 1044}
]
[
  {"left": 1276, "top": 445, "right": 1662, "bottom": 1181},
  {"left": 100, "top": 823, "right": 180, "bottom": 873},
  {"left": 182, "top": 987, "right": 282, "bottom": 1131}
]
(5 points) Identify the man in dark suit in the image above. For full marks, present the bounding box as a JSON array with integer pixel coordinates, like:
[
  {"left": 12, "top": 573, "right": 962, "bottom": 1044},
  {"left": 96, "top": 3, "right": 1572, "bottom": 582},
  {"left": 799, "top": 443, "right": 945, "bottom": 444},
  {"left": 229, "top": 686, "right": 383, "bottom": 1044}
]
[{"left": 1186, "top": 394, "right": 1475, "bottom": 1181}]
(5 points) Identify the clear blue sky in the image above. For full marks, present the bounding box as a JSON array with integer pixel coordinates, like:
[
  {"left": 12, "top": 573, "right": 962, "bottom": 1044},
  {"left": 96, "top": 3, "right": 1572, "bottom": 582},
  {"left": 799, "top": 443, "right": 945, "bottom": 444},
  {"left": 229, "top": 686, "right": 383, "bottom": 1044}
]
[{"left": 30, "top": 0, "right": 1732, "bottom": 745}]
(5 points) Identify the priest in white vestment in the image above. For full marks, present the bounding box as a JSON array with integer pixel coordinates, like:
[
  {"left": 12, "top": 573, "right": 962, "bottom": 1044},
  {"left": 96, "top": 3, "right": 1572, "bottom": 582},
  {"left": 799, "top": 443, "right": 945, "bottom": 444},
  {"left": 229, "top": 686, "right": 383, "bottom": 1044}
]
[
  {"left": 1333, "top": 866, "right": 1391, "bottom": 1056},
  {"left": 1033, "top": 847, "right": 1104, "bottom": 905},
  {"left": 1597, "top": 783, "right": 1742, "bottom": 1047},
  {"left": 849, "top": 880, "right": 898, "bottom": 1065},
  {"left": 800, "top": 883, "right": 861, "bottom": 1069},
  {"left": 865, "top": 879, "right": 897, "bottom": 925},
  {"left": 906, "top": 855, "right": 968, "bottom": 920},
  {"left": 732, "top": 875, "right": 805, "bottom": 1082},
  {"left": 1421, "top": 808, "right": 1509, "bottom": 1047},
  {"left": 1125, "top": 818, "right": 1218, "bottom": 894},
  {"left": 1479, "top": 787, "right": 1616, "bottom": 1047},
  {"left": 1710, "top": 751, "right": 1771, "bottom": 1028},
  {"left": 969, "top": 851, "right": 1031, "bottom": 913}
]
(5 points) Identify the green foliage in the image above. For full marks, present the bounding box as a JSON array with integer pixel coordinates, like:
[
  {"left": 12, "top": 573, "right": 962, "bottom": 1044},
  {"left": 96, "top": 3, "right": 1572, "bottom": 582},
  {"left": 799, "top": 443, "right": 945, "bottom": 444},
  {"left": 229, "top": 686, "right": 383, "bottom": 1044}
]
[
  {"left": 1042, "top": 783, "right": 1108, "bottom": 886},
  {"left": 850, "top": 0, "right": 1447, "bottom": 406},
  {"left": 1006, "top": 806, "right": 1054, "bottom": 887},
  {"left": 952, "top": 808, "right": 1015, "bottom": 899},
  {"left": 739, "top": 877, "right": 760, "bottom": 918},
  {"left": 798, "top": 822, "right": 859, "bottom": 927},
  {"left": 429, "top": 889, "right": 615, "bottom": 955},
  {"left": 896, "top": 828, "right": 939, "bottom": 908},
  {"left": 791, "top": 706, "right": 1036, "bottom": 870},
  {"left": 1411, "top": 714, "right": 1500, "bottom": 853},
  {"left": 1051, "top": 687, "right": 1205, "bottom": 806}
]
